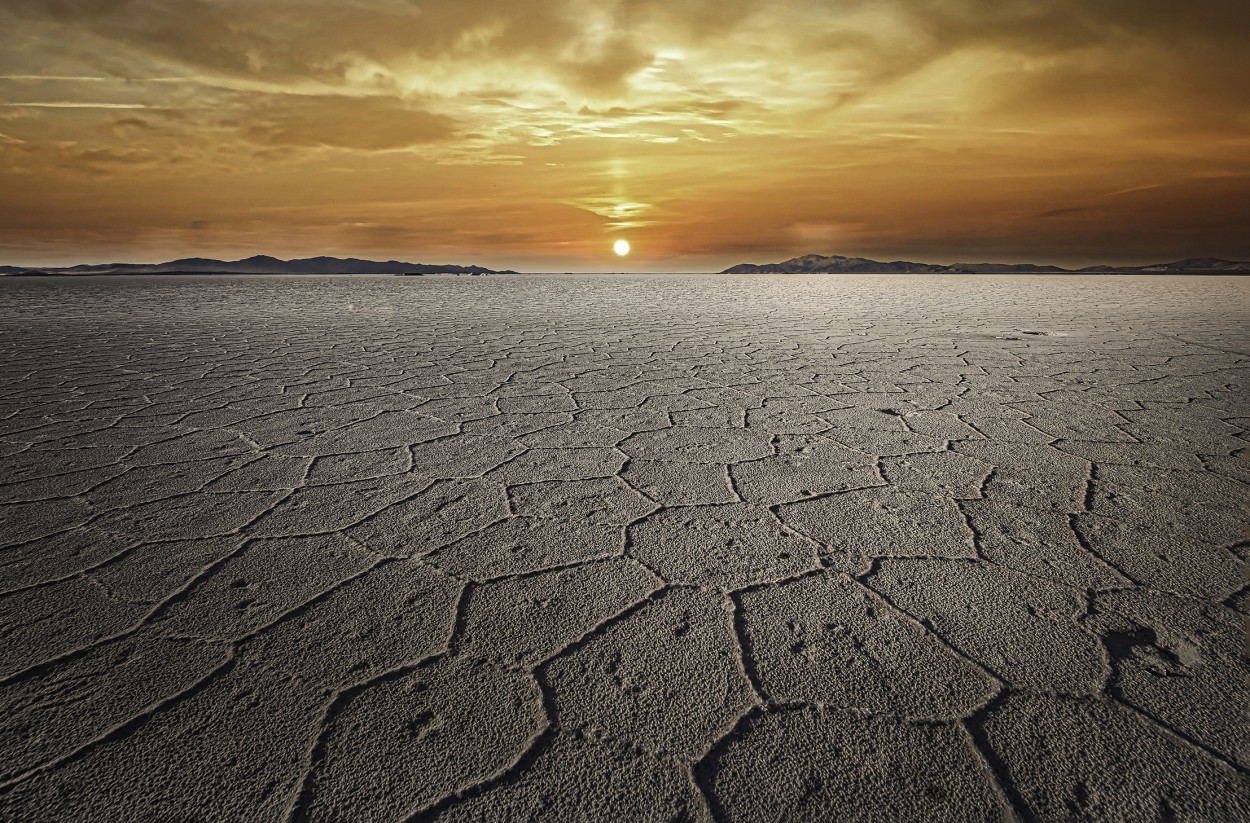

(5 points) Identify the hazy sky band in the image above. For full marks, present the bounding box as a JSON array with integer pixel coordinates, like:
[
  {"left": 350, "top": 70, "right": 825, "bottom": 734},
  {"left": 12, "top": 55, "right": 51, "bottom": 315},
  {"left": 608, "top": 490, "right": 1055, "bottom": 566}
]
[{"left": 1, "top": 0, "right": 1247, "bottom": 270}]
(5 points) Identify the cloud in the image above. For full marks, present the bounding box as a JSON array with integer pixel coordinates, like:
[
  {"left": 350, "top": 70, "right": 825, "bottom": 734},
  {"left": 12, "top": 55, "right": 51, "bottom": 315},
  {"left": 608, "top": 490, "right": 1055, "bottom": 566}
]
[
  {"left": 5, "top": 0, "right": 1244, "bottom": 142},
  {"left": 0, "top": 138, "right": 175, "bottom": 177},
  {"left": 1, "top": 102, "right": 153, "bottom": 108},
  {"left": 1101, "top": 184, "right": 1166, "bottom": 199},
  {"left": 1, "top": 0, "right": 1248, "bottom": 266},
  {"left": 1032, "top": 207, "right": 1085, "bottom": 219},
  {"left": 240, "top": 95, "right": 458, "bottom": 151}
]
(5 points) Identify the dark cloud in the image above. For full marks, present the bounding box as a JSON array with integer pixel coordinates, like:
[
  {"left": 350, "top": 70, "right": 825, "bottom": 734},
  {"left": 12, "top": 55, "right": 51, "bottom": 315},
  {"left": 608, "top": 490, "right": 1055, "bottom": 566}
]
[
  {"left": 559, "top": 41, "right": 654, "bottom": 96},
  {"left": 6, "top": 0, "right": 1245, "bottom": 122},
  {"left": 796, "top": 0, "right": 1250, "bottom": 120},
  {"left": 241, "top": 95, "right": 457, "bottom": 151},
  {"left": 4, "top": 0, "right": 582, "bottom": 81},
  {"left": 617, "top": 0, "right": 760, "bottom": 40},
  {"left": 0, "top": 138, "right": 173, "bottom": 176},
  {"left": 1033, "top": 208, "right": 1085, "bottom": 220}
]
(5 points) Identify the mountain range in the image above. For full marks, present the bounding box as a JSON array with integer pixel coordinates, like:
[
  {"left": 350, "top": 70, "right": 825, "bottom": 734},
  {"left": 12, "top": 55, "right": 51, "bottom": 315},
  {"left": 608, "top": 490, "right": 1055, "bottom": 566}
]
[
  {"left": 0, "top": 255, "right": 511, "bottom": 276},
  {"left": 722, "top": 254, "right": 1250, "bottom": 274},
  {"left": 4, "top": 253, "right": 1247, "bottom": 276}
]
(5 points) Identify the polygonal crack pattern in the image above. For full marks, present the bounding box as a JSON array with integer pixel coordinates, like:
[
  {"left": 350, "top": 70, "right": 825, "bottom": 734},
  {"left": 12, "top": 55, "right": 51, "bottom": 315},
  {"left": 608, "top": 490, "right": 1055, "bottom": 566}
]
[{"left": 0, "top": 274, "right": 1247, "bottom": 821}]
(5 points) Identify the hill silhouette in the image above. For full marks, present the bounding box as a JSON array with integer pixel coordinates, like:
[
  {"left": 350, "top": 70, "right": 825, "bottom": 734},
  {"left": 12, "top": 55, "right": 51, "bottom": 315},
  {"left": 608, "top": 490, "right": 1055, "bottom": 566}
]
[
  {"left": 0, "top": 256, "right": 511, "bottom": 276},
  {"left": 723, "top": 254, "right": 1250, "bottom": 274}
]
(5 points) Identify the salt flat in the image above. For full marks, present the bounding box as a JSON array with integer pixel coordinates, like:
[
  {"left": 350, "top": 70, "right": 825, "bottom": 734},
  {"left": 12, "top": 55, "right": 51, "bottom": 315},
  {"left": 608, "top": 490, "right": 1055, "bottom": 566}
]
[{"left": 0, "top": 273, "right": 1247, "bottom": 821}]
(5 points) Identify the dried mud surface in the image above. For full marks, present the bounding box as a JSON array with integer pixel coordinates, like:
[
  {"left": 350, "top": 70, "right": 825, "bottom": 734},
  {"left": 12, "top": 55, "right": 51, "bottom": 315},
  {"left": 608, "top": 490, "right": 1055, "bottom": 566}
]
[{"left": 1, "top": 273, "right": 1247, "bottom": 821}]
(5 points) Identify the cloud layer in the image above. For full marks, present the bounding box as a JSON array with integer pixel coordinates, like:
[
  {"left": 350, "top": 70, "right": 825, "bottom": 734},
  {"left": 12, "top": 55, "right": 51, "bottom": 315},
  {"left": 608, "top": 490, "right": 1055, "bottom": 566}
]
[{"left": 2, "top": 0, "right": 1247, "bottom": 268}]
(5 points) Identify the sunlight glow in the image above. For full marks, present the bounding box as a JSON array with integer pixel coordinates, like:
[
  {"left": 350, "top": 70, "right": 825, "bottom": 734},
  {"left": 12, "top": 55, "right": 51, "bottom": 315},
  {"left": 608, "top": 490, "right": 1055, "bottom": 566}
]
[{"left": 613, "top": 239, "right": 631, "bottom": 256}]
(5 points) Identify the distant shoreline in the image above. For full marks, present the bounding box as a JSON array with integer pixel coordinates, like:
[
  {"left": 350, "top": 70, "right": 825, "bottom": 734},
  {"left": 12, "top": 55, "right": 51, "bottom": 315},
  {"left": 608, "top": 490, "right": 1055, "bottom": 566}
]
[
  {"left": 1, "top": 270, "right": 506, "bottom": 278},
  {"left": 7, "top": 252, "right": 1246, "bottom": 277},
  {"left": 721, "top": 253, "right": 1250, "bottom": 275},
  {"left": 4, "top": 270, "right": 1249, "bottom": 278}
]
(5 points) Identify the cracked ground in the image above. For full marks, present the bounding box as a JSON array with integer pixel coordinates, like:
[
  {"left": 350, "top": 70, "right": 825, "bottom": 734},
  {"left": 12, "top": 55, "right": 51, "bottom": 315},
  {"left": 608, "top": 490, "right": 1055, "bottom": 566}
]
[{"left": 0, "top": 273, "right": 1247, "bottom": 821}]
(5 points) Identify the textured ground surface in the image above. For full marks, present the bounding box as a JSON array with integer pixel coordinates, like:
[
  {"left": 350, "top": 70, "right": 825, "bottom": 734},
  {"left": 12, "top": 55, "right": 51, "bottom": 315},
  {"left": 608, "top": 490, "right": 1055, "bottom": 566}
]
[{"left": 0, "top": 273, "right": 1247, "bottom": 821}]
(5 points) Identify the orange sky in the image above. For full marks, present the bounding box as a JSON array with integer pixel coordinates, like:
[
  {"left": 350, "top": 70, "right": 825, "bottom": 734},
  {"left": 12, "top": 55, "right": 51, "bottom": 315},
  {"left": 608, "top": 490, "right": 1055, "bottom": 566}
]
[{"left": 2, "top": 0, "right": 1248, "bottom": 271}]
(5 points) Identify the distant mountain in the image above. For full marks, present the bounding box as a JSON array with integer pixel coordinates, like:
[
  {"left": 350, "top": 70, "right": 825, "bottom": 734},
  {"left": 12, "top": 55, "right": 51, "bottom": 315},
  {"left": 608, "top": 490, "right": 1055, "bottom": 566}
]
[
  {"left": 723, "top": 254, "right": 1249, "bottom": 274},
  {"left": 1077, "top": 258, "right": 1250, "bottom": 273},
  {"left": 1, "top": 255, "right": 513, "bottom": 276}
]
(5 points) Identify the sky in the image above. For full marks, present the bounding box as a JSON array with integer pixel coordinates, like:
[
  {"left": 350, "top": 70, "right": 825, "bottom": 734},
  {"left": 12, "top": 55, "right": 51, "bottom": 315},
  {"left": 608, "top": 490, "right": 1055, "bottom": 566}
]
[{"left": 1, "top": 0, "right": 1248, "bottom": 271}]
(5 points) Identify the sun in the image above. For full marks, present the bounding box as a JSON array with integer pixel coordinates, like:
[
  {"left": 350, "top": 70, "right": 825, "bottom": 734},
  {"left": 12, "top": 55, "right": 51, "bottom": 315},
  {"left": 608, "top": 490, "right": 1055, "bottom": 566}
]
[{"left": 613, "top": 239, "right": 631, "bottom": 256}]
